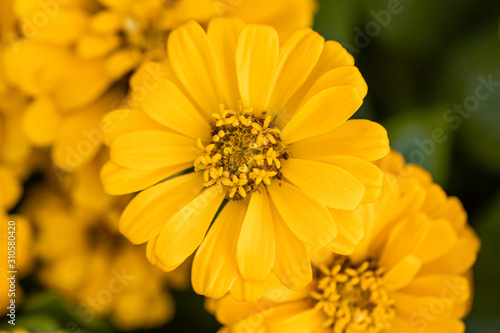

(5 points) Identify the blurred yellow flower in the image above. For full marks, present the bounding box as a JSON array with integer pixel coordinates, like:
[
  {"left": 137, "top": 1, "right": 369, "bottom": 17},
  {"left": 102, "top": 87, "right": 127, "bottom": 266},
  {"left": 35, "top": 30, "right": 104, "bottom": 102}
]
[
  {"left": 3, "top": 0, "right": 317, "bottom": 171},
  {"left": 0, "top": 0, "right": 32, "bottom": 177},
  {"left": 101, "top": 18, "right": 389, "bottom": 301},
  {"left": 24, "top": 181, "right": 189, "bottom": 330},
  {"left": 208, "top": 151, "right": 481, "bottom": 333}
]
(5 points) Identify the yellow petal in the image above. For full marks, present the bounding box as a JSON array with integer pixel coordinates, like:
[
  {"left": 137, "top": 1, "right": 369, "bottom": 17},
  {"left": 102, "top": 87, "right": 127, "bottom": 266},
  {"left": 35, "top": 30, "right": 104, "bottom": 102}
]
[
  {"left": 154, "top": 186, "right": 225, "bottom": 271},
  {"left": 421, "top": 183, "right": 447, "bottom": 214},
  {"left": 313, "top": 155, "right": 384, "bottom": 204},
  {"left": 35, "top": 8, "right": 89, "bottom": 45},
  {"left": 326, "top": 209, "right": 364, "bottom": 255},
  {"left": 129, "top": 61, "right": 168, "bottom": 93},
  {"left": 383, "top": 255, "right": 421, "bottom": 291},
  {"left": 229, "top": 276, "right": 267, "bottom": 302},
  {"left": 89, "top": 10, "right": 121, "bottom": 34},
  {"left": 390, "top": 316, "right": 465, "bottom": 333},
  {"left": 139, "top": 78, "right": 210, "bottom": 138},
  {"left": 281, "top": 66, "right": 367, "bottom": 126},
  {"left": 268, "top": 182, "right": 336, "bottom": 248},
  {"left": 267, "top": 28, "right": 324, "bottom": 113},
  {"left": 0, "top": 113, "right": 32, "bottom": 168},
  {"left": 55, "top": 58, "right": 111, "bottom": 110},
  {"left": 267, "top": 308, "right": 325, "bottom": 333},
  {"left": 100, "top": 161, "right": 192, "bottom": 195},
  {"left": 101, "top": 109, "right": 165, "bottom": 146},
  {"left": 387, "top": 177, "right": 427, "bottom": 228},
  {"left": 307, "top": 40, "right": 354, "bottom": 74},
  {"left": 105, "top": 48, "right": 142, "bottom": 80},
  {"left": 52, "top": 92, "right": 116, "bottom": 171},
  {"left": 233, "top": 300, "right": 313, "bottom": 332},
  {"left": 261, "top": 273, "right": 314, "bottom": 302},
  {"left": 304, "top": 66, "right": 368, "bottom": 102},
  {"left": 0, "top": 167, "right": 21, "bottom": 209},
  {"left": 69, "top": 159, "right": 114, "bottom": 211},
  {"left": 393, "top": 293, "right": 454, "bottom": 320},
  {"left": 281, "top": 86, "right": 363, "bottom": 144},
  {"left": 212, "top": 294, "right": 264, "bottom": 326},
  {"left": 271, "top": 203, "right": 312, "bottom": 290},
  {"left": 433, "top": 197, "right": 467, "bottom": 233},
  {"left": 379, "top": 213, "right": 430, "bottom": 270},
  {"left": 428, "top": 320, "right": 466, "bottom": 333},
  {"left": 289, "top": 119, "right": 389, "bottom": 162},
  {"left": 110, "top": 130, "right": 197, "bottom": 171},
  {"left": 282, "top": 158, "right": 365, "bottom": 210},
  {"left": 236, "top": 24, "right": 279, "bottom": 112},
  {"left": 3, "top": 41, "right": 71, "bottom": 96},
  {"left": 192, "top": 200, "right": 246, "bottom": 299},
  {"left": 419, "top": 229, "right": 479, "bottom": 276},
  {"left": 119, "top": 173, "right": 203, "bottom": 244},
  {"left": 286, "top": 40, "right": 355, "bottom": 113},
  {"left": 237, "top": 191, "right": 275, "bottom": 281},
  {"left": 351, "top": 176, "right": 427, "bottom": 264},
  {"left": 76, "top": 33, "right": 121, "bottom": 59},
  {"left": 401, "top": 275, "right": 470, "bottom": 306},
  {"left": 146, "top": 237, "right": 171, "bottom": 272},
  {"left": 22, "top": 97, "right": 61, "bottom": 147},
  {"left": 168, "top": 20, "right": 224, "bottom": 115},
  {"left": 207, "top": 18, "right": 245, "bottom": 110},
  {"left": 413, "top": 219, "right": 457, "bottom": 264}
]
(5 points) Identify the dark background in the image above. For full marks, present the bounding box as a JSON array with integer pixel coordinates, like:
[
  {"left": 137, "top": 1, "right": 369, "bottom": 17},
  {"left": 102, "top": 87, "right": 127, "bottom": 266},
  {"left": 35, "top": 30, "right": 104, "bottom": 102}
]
[{"left": 3, "top": 0, "right": 500, "bottom": 332}]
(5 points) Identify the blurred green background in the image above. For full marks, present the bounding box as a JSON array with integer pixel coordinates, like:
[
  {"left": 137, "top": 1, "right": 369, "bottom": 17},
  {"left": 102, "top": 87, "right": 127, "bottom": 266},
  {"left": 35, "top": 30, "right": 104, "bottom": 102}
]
[{"left": 3, "top": 0, "right": 500, "bottom": 332}]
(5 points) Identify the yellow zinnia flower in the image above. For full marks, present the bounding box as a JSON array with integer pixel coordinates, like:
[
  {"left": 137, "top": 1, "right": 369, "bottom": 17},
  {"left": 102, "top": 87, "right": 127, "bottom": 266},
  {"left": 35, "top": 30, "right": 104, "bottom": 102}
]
[
  {"left": 101, "top": 18, "right": 390, "bottom": 300},
  {"left": 24, "top": 183, "right": 189, "bottom": 330},
  {"left": 208, "top": 151, "right": 481, "bottom": 333},
  {"left": 4, "top": 0, "right": 317, "bottom": 171}
]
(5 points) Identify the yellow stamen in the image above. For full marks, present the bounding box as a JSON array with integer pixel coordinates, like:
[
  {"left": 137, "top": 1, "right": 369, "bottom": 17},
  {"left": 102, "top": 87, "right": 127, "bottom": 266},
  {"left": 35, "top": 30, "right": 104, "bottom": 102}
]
[
  {"left": 311, "top": 257, "right": 396, "bottom": 333},
  {"left": 194, "top": 103, "right": 286, "bottom": 200}
]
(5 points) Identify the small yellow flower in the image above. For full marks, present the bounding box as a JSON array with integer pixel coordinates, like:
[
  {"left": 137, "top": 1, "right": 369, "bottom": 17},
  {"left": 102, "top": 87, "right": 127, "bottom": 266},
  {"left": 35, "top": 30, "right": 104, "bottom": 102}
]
[
  {"left": 4, "top": 0, "right": 317, "bottom": 171},
  {"left": 101, "top": 19, "right": 389, "bottom": 300},
  {"left": 24, "top": 179, "right": 188, "bottom": 330},
  {"left": 208, "top": 151, "right": 481, "bottom": 333}
]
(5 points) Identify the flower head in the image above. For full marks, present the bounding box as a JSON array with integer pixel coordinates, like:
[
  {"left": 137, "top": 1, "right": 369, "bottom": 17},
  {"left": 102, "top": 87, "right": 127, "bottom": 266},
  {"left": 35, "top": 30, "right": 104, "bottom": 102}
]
[
  {"left": 208, "top": 151, "right": 481, "bottom": 332},
  {"left": 102, "top": 18, "right": 389, "bottom": 300}
]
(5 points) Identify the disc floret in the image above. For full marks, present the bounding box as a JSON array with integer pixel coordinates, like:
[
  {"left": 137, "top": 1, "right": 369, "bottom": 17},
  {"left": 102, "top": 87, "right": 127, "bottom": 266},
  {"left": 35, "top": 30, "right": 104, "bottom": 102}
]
[
  {"left": 194, "top": 103, "right": 287, "bottom": 200},
  {"left": 311, "top": 256, "right": 396, "bottom": 333}
]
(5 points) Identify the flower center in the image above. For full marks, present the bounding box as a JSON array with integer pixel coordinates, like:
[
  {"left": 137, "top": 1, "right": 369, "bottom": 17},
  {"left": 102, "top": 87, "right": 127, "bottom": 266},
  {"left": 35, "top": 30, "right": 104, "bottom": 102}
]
[
  {"left": 194, "top": 104, "right": 287, "bottom": 200},
  {"left": 311, "top": 256, "right": 396, "bottom": 333},
  {"left": 86, "top": 219, "right": 125, "bottom": 253},
  {"left": 121, "top": 0, "right": 180, "bottom": 60},
  {"left": 122, "top": 16, "right": 167, "bottom": 60}
]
